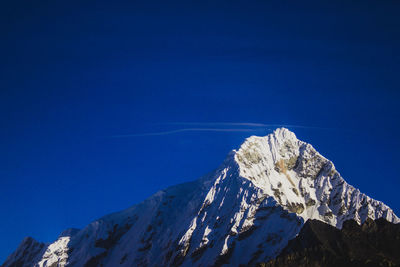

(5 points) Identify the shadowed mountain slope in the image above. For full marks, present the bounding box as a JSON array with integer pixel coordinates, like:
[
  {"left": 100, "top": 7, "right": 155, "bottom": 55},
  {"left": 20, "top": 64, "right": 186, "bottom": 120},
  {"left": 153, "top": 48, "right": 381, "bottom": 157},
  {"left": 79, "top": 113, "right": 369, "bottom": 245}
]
[{"left": 261, "top": 218, "right": 400, "bottom": 267}]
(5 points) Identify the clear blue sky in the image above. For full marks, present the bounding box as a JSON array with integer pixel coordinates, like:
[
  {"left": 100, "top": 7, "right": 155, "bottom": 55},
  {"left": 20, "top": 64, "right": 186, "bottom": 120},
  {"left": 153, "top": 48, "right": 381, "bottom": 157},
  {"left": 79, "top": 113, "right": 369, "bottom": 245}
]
[{"left": 1, "top": 0, "right": 399, "bottom": 262}]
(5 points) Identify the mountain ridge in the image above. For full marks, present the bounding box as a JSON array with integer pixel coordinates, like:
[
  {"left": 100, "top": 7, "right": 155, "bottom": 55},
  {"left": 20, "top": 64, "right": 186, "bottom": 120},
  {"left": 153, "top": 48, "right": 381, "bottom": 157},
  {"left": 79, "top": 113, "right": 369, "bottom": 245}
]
[{"left": 3, "top": 128, "right": 398, "bottom": 267}]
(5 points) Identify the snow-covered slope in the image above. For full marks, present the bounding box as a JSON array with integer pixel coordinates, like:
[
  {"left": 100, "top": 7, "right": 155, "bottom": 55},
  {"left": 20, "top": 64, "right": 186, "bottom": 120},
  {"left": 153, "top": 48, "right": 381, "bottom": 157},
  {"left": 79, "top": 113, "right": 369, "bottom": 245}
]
[{"left": 3, "top": 128, "right": 399, "bottom": 267}]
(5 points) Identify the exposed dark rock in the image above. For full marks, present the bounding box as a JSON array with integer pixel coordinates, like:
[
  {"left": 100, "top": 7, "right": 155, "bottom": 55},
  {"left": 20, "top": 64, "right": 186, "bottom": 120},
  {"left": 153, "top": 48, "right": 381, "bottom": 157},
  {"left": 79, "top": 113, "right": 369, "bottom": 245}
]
[
  {"left": 272, "top": 188, "right": 282, "bottom": 204},
  {"left": 286, "top": 202, "right": 304, "bottom": 214},
  {"left": 95, "top": 223, "right": 133, "bottom": 250},
  {"left": 1, "top": 237, "right": 45, "bottom": 267},
  {"left": 238, "top": 225, "right": 258, "bottom": 241},
  {"left": 84, "top": 251, "right": 107, "bottom": 267},
  {"left": 191, "top": 244, "right": 208, "bottom": 262},
  {"left": 305, "top": 198, "right": 316, "bottom": 207},
  {"left": 119, "top": 254, "right": 128, "bottom": 264},
  {"left": 89, "top": 223, "right": 133, "bottom": 266},
  {"left": 213, "top": 241, "right": 236, "bottom": 267},
  {"left": 290, "top": 188, "right": 298, "bottom": 196},
  {"left": 259, "top": 218, "right": 400, "bottom": 267}
]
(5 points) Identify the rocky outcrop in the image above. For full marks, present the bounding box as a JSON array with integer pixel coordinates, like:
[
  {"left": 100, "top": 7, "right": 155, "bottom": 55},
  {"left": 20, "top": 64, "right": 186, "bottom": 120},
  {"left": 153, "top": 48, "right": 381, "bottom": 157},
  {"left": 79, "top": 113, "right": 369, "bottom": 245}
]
[{"left": 1, "top": 237, "right": 45, "bottom": 267}]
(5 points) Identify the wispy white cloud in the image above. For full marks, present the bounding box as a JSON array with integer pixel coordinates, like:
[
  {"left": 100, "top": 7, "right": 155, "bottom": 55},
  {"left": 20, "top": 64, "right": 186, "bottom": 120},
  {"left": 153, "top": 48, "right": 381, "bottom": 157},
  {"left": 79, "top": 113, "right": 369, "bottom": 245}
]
[
  {"left": 158, "top": 122, "right": 269, "bottom": 127},
  {"left": 111, "top": 122, "right": 332, "bottom": 138},
  {"left": 111, "top": 128, "right": 264, "bottom": 138}
]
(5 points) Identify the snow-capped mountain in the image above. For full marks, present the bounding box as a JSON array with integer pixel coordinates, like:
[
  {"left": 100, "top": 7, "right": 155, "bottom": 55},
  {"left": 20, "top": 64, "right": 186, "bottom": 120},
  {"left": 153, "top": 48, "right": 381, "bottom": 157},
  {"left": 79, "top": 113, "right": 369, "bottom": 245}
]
[{"left": 3, "top": 128, "right": 399, "bottom": 267}]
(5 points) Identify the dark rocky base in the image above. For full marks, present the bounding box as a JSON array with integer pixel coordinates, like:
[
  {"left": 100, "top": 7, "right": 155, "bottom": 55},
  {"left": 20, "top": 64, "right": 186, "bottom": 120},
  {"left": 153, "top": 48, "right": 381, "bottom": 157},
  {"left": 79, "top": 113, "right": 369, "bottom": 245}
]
[{"left": 260, "top": 218, "right": 400, "bottom": 267}]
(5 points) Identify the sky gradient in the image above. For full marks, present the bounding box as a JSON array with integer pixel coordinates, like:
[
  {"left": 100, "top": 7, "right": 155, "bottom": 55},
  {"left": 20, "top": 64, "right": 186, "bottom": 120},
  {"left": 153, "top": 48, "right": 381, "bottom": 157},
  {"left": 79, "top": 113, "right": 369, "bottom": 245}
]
[{"left": 1, "top": 0, "right": 400, "bottom": 262}]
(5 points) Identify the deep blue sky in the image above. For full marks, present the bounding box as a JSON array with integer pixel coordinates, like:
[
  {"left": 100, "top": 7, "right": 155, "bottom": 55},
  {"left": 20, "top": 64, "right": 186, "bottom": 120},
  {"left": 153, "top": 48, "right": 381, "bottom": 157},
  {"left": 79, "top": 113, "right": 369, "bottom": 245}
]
[{"left": 1, "top": 0, "right": 400, "bottom": 262}]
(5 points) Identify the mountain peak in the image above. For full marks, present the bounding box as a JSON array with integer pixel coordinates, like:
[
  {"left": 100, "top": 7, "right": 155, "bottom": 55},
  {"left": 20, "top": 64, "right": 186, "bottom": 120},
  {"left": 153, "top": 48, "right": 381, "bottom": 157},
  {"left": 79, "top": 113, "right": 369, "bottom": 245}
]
[
  {"left": 233, "top": 128, "right": 398, "bottom": 227},
  {"left": 236, "top": 127, "right": 297, "bottom": 151},
  {"left": 3, "top": 128, "right": 399, "bottom": 267},
  {"left": 234, "top": 127, "right": 302, "bottom": 183},
  {"left": 272, "top": 127, "right": 297, "bottom": 140}
]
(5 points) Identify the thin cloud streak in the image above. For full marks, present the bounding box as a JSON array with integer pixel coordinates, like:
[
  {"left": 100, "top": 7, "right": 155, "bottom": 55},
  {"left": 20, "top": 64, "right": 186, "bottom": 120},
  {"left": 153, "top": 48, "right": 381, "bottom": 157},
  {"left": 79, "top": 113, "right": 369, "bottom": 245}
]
[
  {"left": 111, "top": 123, "right": 336, "bottom": 138},
  {"left": 158, "top": 122, "right": 268, "bottom": 127},
  {"left": 112, "top": 128, "right": 263, "bottom": 138},
  {"left": 160, "top": 122, "right": 330, "bottom": 130}
]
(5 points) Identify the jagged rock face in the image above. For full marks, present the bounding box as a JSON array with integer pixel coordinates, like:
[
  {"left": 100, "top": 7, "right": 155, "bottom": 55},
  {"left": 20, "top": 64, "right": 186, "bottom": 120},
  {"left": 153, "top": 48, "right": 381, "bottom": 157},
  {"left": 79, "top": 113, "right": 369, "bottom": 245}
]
[
  {"left": 2, "top": 128, "right": 399, "bottom": 267},
  {"left": 2, "top": 237, "right": 45, "bottom": 267},
  {"left": 234, "top": 128, "right": 398, "bottom": 227},
  {"left": 260, "top": 218, "right": 400, "bottom": 267}
]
